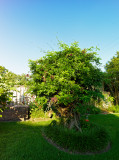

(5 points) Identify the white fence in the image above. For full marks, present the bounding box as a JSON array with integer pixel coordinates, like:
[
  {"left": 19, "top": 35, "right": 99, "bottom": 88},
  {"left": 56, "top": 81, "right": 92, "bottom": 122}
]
[{"left": 10, "top": 86, "right": 35, "bottom": 105}]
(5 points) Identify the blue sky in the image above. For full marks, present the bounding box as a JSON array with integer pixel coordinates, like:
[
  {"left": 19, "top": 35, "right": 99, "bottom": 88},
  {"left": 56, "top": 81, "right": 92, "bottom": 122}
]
[{"left": 0, "top": 0, "right": 119, "bottom": 74}]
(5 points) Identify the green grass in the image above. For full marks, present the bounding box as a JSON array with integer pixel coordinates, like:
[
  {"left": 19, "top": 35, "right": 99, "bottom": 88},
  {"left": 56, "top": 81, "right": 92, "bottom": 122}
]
[{"left": 0, "top": 114, "right": 119, "bottom": 160}]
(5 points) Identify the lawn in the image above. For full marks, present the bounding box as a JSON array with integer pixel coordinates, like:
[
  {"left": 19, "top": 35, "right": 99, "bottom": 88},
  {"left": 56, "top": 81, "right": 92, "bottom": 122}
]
[{"left": 0, "top": 114, "right": 119, "bottom": 160}]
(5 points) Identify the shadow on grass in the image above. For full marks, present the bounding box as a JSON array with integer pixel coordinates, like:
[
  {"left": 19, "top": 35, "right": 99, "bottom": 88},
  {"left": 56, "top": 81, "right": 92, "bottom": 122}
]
[{"left": 0, "top": 114, "right": 119, "bottom": 160}]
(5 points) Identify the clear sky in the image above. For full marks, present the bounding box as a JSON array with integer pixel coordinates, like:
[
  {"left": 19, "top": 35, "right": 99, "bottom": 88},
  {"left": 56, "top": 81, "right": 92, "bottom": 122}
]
[{"left": 0, "top": 0, "right": 119, "bottom": 74}]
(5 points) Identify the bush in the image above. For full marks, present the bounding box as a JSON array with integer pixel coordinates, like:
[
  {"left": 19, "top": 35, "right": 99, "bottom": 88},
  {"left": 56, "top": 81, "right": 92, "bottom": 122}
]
[
  {"left": 30, "top": 108, "right": 48, "bottom": 118},
  {"left": 95, "top": 92, "right": 114, "bottom": 111},
  {"left": 106, "top": 105, "right": 119, "bottom": 113},
  {"left": 29, "top": 102, "right": 56, "bottom": 119},
  {"left": 44, "top": 120, "right": 110, "bottom": 153}
]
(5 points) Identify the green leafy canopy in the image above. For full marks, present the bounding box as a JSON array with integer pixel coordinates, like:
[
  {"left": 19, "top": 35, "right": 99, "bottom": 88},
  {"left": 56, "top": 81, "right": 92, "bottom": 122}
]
[{"left": 28, "top": 42, "right": 103, "bottom": 115}]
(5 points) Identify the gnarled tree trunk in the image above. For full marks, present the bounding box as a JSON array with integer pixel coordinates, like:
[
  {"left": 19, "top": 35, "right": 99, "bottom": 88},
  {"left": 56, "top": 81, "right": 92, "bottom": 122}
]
[{"left": 68, "top": 112, "right": 82, "bottom": 133}]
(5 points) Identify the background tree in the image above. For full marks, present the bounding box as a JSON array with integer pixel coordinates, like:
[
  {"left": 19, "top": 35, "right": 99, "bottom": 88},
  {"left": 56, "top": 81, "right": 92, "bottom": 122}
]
[
  {"left": 0, "top": 66, "right": 12, "bottom": 110},
  {"left": 105, "top": 52, "right": 119, "bottom": 105},
  {"left": 29, "top": 42, "right": 103, "bottom": 131},
  {"left": 0, "top": 66, "right": 28, "bottom": 107}
]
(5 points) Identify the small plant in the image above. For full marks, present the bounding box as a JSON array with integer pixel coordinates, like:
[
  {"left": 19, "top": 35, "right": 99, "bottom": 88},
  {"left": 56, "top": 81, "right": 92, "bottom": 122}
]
[{"left": 29, "top": 99, "right": 56, "bottom": 119}]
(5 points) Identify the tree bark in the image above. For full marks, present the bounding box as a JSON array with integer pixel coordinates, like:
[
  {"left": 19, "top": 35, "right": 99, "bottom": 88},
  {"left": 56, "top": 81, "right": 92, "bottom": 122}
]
[{"left": 69, "top": 112, "right": 82, "bottom": 133}]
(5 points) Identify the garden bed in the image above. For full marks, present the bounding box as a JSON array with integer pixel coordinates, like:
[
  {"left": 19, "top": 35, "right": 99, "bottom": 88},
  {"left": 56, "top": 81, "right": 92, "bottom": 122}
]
[{"left": 43, "top": 120, "right": 111, "bottom": 154}]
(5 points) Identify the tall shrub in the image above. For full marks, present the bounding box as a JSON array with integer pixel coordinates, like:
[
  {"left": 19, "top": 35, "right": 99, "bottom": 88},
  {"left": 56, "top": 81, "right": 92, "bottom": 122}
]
[{"left": 29, "top": 42, "right": 103, "bottom": 131}]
